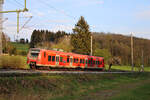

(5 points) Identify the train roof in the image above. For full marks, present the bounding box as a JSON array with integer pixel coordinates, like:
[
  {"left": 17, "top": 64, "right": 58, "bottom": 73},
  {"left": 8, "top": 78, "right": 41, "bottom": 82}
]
[{"left": 30, "top": 48, "right": 104, "bottom": 59}]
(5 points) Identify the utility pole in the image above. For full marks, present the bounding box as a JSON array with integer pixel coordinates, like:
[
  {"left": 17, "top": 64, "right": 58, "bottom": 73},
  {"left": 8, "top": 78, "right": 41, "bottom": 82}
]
[
  {"left": 90, "top": 35, "right": 92, "bottom": 56},
  {"left": 141, "top": 50, "right": 144, "bottom": 72},
  {"left": 0, "top": 0, "right": 4, "bottom": 55},
  {"left": 131, "top": 33, "right": 134, "bottom": 71},
  {"left": 0, "top": 0, "right": 28, "bottom": 54}
]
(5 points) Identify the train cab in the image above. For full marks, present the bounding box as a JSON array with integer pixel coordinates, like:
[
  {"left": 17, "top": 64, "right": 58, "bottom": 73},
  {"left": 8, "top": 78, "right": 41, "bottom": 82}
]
[{"left": 27, "top": 48, "right": 41, "bottom": 68}]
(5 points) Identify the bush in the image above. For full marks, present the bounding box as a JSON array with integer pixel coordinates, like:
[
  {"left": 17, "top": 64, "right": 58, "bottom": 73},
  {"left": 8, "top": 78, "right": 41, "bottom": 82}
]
[{"left": 0, "top": 55, "right": 27, "bottom": 69}]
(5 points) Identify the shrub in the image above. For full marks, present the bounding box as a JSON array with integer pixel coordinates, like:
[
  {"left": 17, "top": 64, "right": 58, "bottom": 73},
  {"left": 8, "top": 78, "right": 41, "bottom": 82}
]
[{"left": 0, "top": 55, "right": 27, "bottom": 69}]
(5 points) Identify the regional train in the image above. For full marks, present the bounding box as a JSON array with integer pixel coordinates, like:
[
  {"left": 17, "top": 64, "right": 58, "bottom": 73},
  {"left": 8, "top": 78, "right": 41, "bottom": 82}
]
[{"left": 27, "top": 48, "right": 105, "bottom": 70}]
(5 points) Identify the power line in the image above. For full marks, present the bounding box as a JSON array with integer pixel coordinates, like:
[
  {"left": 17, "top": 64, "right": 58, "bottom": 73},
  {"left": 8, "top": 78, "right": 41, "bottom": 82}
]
[
  {"left": 14, "top": 0, "right": 24, "bottom": 7},
  {"left": 7, "top": 0, "right": 24, "bottom": 8},
  {"left": 20, "top": 16, "right": 32, "bottom": 32},
  {"left": 38, "top": 0, "right": 76, "bottom": 20}
]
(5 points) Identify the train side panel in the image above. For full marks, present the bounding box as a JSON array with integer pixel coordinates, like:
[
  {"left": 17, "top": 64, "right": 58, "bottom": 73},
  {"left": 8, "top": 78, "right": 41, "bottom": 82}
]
[{"left": 27, "top": 48, "right": 105, "bottom": 70}]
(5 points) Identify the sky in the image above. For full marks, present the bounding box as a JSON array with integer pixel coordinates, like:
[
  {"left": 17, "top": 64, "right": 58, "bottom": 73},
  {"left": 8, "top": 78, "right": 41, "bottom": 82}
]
[{"left": 2, "top": 0, "right": 150, "bottom": 41}]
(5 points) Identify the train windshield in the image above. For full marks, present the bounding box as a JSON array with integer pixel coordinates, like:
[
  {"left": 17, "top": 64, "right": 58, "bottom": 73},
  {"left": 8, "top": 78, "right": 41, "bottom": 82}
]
[
  {"left": 29, "top": 48, "right": 40, "bottom": 58},
  {"left": 30, "top": 53, "right": 39, "bottom": 58}
]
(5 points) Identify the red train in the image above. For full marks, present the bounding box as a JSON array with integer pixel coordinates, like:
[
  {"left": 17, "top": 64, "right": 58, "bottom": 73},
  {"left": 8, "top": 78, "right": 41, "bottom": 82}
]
[{"left": 27, "top": 48, "right": 105, "bottom": 70}]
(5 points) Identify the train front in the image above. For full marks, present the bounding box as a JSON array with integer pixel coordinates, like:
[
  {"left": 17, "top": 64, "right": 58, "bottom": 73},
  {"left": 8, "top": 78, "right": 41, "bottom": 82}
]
[{"left": 27, "top": 48, "right": 41, "bottom": 69}]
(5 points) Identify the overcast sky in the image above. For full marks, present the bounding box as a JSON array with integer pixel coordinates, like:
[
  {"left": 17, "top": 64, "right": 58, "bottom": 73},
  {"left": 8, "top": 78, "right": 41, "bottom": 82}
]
[{"left": 2, "top": 0, "right": 150, "bottom": 41}]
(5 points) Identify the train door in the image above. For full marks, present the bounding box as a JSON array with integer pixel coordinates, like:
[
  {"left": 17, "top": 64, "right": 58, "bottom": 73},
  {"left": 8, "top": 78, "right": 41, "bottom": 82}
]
[
  {"left": 97, "top": 59, "right": 102, "bottom": 68},
  {"left": 85, "top": 58, "right": 88, "bottom": 68},
  {"left": 56, "top": 55, "right": 59, "bottom": 66},
  {"left": 96, "top": 58, "right": 98, "bottom": 68},
  {"left": 79, "top": 58, "right": 85, "bottom": 68},
  {"left": 42, "top": 51, "right": 47, "bottom": 65},
  {"left": 88, "top": 58, "right": 92, "bottom": 68},
  {"left": 93, "top": 58, "right": 96, "bottom": 68},
  {"left": 48, "top": 54, "right": 56, "bottom": 67},
  {"left": 66, "top": 56, "right": 70, "bottom": 67},
  {"left": 59, "top": 55, "right": 64, "bottom": 67},
  {"left": 70, "top": 56, "right": 73, "bottom": 67}
]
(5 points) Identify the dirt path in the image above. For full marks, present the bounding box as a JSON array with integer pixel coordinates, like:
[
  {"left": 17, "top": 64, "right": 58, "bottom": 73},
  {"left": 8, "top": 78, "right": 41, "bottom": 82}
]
[{"left": 79, "top": 79, "right": 150, "bottom": 100}]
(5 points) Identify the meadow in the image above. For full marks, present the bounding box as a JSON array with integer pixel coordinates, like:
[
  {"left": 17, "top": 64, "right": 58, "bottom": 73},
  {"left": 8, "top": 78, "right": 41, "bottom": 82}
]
[{"left": 0, "top": 73, "right": 150, "bottom": 100}]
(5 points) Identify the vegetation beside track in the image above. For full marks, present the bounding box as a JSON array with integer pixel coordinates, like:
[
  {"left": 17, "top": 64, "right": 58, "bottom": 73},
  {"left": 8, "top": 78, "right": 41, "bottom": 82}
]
[
  {"left": 0, "top": 73, "right": 150, "bottom": 100},
  {"left": 0, "top": 55, "right": 29, "bottom": 69}
]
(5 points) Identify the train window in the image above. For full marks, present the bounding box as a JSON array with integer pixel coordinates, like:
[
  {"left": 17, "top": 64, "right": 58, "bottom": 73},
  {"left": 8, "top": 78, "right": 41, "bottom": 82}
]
[
  {"left": 31, "top": 53, "right": 39, "bottom": 58},
  {"left": 83, "top": 59, "right": 85, "bottom": 64},
  {"left": 80, "top": 59, "right": 82, "bottom": 63},
  {"left": 44, "top": 52, "right": 46, "bottom": 58},
  {"left": 73, "top": 58, "right": 78, "bottom": 63},
  {"left": 52, "top": 56, "right": 55, "bottom": 62},
  {"left": 56, "top": 56, "right": 59, "bottom": 62},
  {"left": 48, "top": 56, "right": 51, "bottom": 61},
  {"left": 100, "top": 61, "right": 102, "bottom": 64},
  {"left": 67, "top": 57, "right": 70, "bottom": 63},
  {"left": 60, "top": 57, "right": 63, "bottom": 62}
]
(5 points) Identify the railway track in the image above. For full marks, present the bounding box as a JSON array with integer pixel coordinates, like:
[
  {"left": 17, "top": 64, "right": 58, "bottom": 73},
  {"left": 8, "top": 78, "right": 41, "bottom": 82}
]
[{"left": 0, "top": 69, "right": 133, "bottom": 76}]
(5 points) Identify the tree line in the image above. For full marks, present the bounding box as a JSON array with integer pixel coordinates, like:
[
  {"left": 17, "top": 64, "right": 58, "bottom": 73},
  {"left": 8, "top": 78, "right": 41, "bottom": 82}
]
[{"left": 30, "top": 30, "right": 68, "bottom": 48}]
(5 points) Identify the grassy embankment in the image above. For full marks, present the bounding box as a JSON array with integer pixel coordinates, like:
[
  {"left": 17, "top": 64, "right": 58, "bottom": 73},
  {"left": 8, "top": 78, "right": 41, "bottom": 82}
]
[
  {"left": 0, "top": 73, "right": 150, "bottom": 100},
  {"left": 0, "top": 55, "right": 29, "bottom": 69}
]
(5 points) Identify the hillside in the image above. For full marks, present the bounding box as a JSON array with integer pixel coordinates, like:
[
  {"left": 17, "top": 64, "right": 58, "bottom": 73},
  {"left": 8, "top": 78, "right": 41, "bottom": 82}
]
[{"left": 93, "top": 32, "right": 150, "bottom": 66}]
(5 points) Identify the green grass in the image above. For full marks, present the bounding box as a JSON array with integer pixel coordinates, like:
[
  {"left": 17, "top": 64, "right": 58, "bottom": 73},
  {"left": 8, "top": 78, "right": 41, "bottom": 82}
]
[
  {"left": 10, "top": 42, "right": 29, "bottom": 52},
  {"left": 105, "top": 65, "right": 150, "bottom": 72},
  {"left": 9, "top": 42, "right": 30, "bottom": 56},
  {"left": 110, "top": 81, "right": 150, "bottom": 100},
  {"left": 0, "top": 73, "right": 150, "bottom": 100}
]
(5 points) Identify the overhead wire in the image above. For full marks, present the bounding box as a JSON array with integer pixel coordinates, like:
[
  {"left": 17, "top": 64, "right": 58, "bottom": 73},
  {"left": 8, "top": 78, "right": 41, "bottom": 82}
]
[
  {"left": 13, "top": 0, "right": 24, "bottom": 7},
  {"left": 5, "top": 0, "right": 77, "bottom": 39},
  {"left": 22, "top": 0, "right": 77, "bottom": 33},
  {"left": 20, "top": 16, "right": 33, "bottom": 32},
  {"left": 7, "top": 0, "right": 23, "bottom": 8},
  {"left": 38, "top": 0, "right": 76, "bottom": 20}
]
